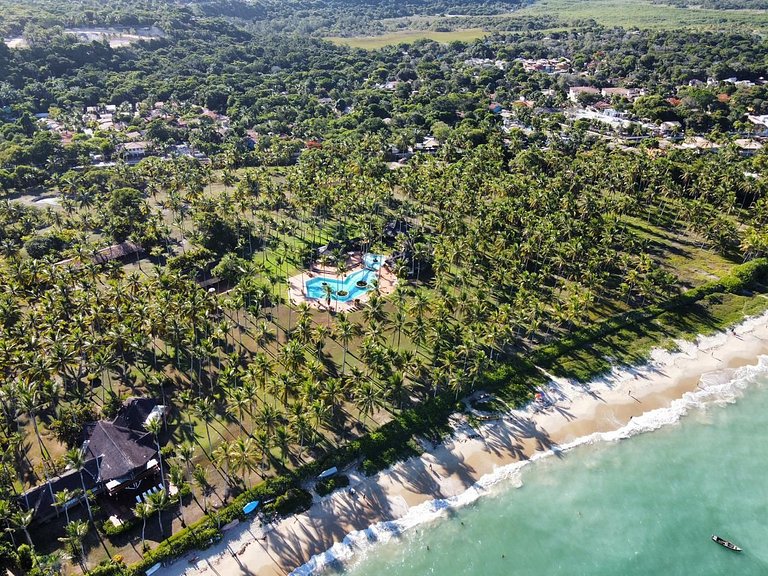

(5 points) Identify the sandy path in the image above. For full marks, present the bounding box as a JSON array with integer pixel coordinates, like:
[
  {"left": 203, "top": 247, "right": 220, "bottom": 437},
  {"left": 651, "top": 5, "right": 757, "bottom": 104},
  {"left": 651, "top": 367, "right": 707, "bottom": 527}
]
[{"left": 161, "top": 313, "right": 768, "bottom": 576}]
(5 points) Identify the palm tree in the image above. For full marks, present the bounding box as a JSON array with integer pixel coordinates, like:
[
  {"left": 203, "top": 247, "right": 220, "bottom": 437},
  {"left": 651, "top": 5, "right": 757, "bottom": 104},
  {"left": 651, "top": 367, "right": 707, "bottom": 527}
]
[
  {"left": 332, "top": 313, "right": 358, "bottom": 376},
  {"left": 146, "top": 489, "right": 171, "bottom": 538},
  {"left": 16, "top": 381, "right": 52, "bottom": 468},
  {"left": 145, "top": 417, "right": 166, "bottom": 490},
  {"left": 168, "top": 465, "right": 187, "bottom": 526},
  {"left": 249, "top": 352, "right": 274, "bottom": 394},
  {"left": 288, "top": 402, "right": 314, "bottom": 457},
  {"left": 133, "top": 502, "right": 152, "bottom": 552},
  {"left": 194, "top": 398, "right": 216, "bottom": 455},
  {"left": 354, "top": 381, "right": 383, "bottom": 429},
  {"left": 386, "top": 371, "right": 408, "bottom": 409},
  {"left": 392, "top": 307, "right": 407, "bottom": 351},
  {"left": 12, "top": 510, "right": 38, "bottom": 568},
  {"left": 64, "top": 448, "right": 93, "bottom": 522},
  {"left": 256, "top": 403, "right": 279, "bottom": 439},
  {"left": 54, "top": 488, "right": 80, "bottom": 524},
  {"left": 192, "top": 465, "right": 211, "bottom": 514},
  {"left": 58, "top": 519, "right": 88, "bottom": 572},
  {"left": 225, "top": 386, "right": 252, "bottom": 436},
  {"left": 273, "top": 426, "right": 292, "bottom": 466},
  {"left": 321, "top": 282, "right": 333, "bottom": 314},
  {"left": 212, "top": 440, "right": 233, "bottom": 481},
  {"left": 228, "top": 437, "right": 259, "bottom": 487},
  {"left": 176, "top": 443, "right": 195, "bottom": 480}
]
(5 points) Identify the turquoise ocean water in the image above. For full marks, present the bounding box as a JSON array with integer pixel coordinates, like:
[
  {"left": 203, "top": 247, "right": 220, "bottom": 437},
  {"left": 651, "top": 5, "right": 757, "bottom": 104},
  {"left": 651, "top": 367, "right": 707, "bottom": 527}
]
[{"left": 321, "top": 359, "right": 768, "bottom": 576}]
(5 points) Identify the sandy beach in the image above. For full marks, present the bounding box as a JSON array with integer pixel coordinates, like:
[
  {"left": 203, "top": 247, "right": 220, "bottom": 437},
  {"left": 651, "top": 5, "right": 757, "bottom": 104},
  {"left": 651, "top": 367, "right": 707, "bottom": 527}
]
[{"left": 161, "top": 312, "right": 768, "bottom": 576}]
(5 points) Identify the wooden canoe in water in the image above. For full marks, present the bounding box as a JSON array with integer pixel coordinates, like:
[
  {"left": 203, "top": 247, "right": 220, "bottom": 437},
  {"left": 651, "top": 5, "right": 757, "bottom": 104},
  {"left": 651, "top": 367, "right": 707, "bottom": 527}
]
[{"left": 712, "top": 535, "right": 742, "bottom": 552}]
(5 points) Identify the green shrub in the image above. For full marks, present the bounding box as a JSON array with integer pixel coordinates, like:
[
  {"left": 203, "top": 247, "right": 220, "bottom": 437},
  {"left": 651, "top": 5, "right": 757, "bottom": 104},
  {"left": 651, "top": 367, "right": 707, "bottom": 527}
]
[
  {"left": 87, "top": 558, "right": 129, "bottom": 576},
  {"left": 361, "top": 458, "right": 379, "bottom": 476},
  {"left": 316, "top": 474, "right": 349, "bottom": 496},
  {"left": 16, "top": 544, "right": 33, "bottom": 572},
  {"left": 24, "top": 233, "right": 65, "bottom": 259},
  {"left": 0, "top": 540, "right": 18, "bottom": 573},
  {"left": 101, "top": 517, "right": 137, "bottom": 537},
  {"left": 269, "top": 488, "right": 312, "bottom": 516}
]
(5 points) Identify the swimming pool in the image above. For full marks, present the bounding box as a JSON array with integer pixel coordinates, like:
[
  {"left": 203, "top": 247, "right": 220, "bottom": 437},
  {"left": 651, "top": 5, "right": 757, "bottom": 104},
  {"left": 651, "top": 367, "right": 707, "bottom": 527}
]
[{"left": 305, "top": 253, "right": 383, "bottom": 303}]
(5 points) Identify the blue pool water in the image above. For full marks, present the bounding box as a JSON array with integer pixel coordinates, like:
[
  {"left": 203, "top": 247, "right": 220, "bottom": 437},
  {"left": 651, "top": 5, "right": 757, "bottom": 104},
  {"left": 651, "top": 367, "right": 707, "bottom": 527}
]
[{"left": 305, "top": 253, "right": 383, "bottom": 303}]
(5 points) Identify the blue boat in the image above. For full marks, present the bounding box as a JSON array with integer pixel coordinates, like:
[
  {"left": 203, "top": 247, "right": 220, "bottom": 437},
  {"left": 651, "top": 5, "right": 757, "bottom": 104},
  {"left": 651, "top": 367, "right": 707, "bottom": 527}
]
[
  {"left": 242, "top": 500, "right": 260, "bottom": 515},
  {"left": 318, "top": 466, "right": 338, "bottom": 479}
]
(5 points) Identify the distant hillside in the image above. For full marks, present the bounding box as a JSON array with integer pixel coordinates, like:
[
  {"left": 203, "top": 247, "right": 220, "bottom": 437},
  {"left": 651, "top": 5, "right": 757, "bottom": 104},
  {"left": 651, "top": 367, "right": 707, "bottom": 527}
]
[
  {"left": 251, "top": 0, "right": 522, "bottom": 17},
  {"left": 649, "top": 0, "right": 768, "bottom": 9},
  {"left": 0, "top": 0, "right": 526, "bottom": 39}
]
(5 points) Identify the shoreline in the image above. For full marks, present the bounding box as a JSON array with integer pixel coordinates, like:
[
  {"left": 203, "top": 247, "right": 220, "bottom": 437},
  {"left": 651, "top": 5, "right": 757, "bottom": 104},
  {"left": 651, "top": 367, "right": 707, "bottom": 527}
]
[{"left": 163, "top": 312, "right": 768, "bottom": 576}]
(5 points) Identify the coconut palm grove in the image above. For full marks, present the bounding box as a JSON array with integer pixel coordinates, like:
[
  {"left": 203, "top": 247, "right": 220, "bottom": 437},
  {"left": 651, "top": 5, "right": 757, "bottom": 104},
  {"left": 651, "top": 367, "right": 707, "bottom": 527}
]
[{"left": 0, "top": 0, "right": 768, "bottom": 574}]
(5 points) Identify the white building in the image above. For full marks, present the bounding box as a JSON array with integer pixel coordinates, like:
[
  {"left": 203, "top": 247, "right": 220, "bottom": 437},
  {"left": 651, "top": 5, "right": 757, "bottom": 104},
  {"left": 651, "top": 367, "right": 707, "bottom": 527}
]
[{"left": 568, "top": 86, "right": 600, "bottom": 103}]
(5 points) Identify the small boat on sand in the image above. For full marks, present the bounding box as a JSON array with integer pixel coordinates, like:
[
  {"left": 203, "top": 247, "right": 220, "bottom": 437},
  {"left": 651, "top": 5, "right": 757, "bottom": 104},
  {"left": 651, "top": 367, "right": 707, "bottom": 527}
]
[{"left": 712, "top": 535, "right": 742, "bottom": 552}]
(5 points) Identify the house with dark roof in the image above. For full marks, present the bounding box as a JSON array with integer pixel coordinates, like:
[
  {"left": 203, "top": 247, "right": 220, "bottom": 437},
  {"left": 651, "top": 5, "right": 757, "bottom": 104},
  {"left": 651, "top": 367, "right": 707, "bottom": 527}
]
[
  {"left": 55, "top": 240, "right": 143, "bottom": 268},
  {"left": 19, "top": 458, "right": 100, "bottom": 524},
  {"left": 18, "top": 398, "right": 164, "bottom": 522},
  {"left": 112, "top": 397, "right": 164, "bottom": 430},
  {"left": 83, "top": 421, "right": 159, "bottom": 495},
  {"left": 92, "top": 240, "right": 144, "bottom": 265},
  {"left": 383, "top": 220, "right": 411, "bottom": 244}
]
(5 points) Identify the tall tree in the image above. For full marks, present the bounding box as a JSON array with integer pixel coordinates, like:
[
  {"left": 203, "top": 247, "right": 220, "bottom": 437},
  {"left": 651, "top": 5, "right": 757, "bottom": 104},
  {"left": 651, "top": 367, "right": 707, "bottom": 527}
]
[{"left": 64, "top": 448, "right": 93, "bottom": 522}]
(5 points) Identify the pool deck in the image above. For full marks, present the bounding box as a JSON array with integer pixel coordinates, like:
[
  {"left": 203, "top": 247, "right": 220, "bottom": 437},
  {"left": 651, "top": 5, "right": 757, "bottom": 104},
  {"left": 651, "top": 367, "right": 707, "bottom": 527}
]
[{"left": 287, "top": 252, "right": 397, "bottom": 313}]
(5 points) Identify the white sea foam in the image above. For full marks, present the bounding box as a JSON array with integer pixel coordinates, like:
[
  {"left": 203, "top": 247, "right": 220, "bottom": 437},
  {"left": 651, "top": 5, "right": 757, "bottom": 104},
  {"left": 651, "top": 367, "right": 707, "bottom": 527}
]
[{"left": 291, "top": 352, "right": 768, "bottom": 576}]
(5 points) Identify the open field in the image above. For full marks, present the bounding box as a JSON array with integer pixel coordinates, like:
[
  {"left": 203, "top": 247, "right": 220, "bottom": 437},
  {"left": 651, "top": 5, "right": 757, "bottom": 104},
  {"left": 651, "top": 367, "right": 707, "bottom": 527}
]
[
  {"left": 325, "top": 28, "right": 488, "bottom": 48},
  {"left": 516, "top": 0, "right": 768, "bottom": 30},
  {"left": 325, "top": 0, "right": 768, "bottom": 49}
]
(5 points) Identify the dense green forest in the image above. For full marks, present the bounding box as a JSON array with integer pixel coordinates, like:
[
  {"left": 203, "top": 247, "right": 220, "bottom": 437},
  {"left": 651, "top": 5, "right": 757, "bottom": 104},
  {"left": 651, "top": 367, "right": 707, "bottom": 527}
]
[
  {"left": 0, "top": 0, "right": 767, "bottom": 574},
  {"left": 1, "top": 21, "right": 768, "bottom": 176},
  {"left": 0, "top": 0, "right": 525, "bottom": 37}
]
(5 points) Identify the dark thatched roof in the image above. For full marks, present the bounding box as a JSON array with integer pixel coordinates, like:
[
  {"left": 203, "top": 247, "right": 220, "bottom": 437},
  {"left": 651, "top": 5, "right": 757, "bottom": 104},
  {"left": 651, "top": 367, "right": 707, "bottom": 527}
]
[
  {"left": 19, "top": 458, "right": 100, "bottom": 522},
  {"left": 84, "top": 421, "right": 156, "bottom": 483},
  {"left": 112, "top": 397, "right": 158, "bottom": 431},
  {"left": 92, "top": 240, "right": 143, "bottom": 265},
  {"left": 55, "top": 240, "right": 143, "bottom": 267}
]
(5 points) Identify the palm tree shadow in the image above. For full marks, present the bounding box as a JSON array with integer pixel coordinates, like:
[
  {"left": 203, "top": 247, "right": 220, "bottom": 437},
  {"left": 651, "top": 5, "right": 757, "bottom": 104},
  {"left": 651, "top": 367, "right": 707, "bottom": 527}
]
[
  {"left": 263, "top": 479, "right": 400, "bottom": 572},
  {"left": 489, "top": 414, "right": 560, "bottom": 456},
  {"left": 551, "top": 404, "right": 576, "bottom": 421}
]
